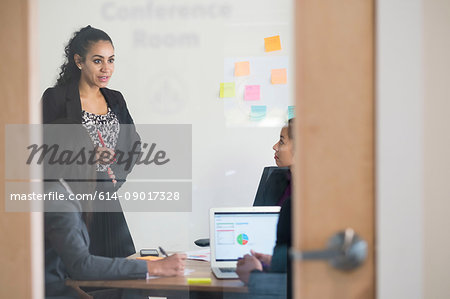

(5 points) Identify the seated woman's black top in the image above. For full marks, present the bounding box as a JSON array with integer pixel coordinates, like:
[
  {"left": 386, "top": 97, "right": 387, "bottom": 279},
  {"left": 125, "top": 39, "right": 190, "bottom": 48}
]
[{"left": 247, "top": 197, "right": 292, "bottom": 299}]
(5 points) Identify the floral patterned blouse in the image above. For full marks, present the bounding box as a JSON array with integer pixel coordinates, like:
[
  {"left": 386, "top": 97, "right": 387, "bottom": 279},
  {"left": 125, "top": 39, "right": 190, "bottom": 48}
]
[{"left": 82, "top": 108, "right": 120, "bottom": 172}]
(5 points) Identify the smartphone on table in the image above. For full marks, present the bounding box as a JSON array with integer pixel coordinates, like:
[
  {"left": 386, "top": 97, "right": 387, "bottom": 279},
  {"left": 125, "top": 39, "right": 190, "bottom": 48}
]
[{"left": 140, "top": 248, "right": 159, "bottom": 257}]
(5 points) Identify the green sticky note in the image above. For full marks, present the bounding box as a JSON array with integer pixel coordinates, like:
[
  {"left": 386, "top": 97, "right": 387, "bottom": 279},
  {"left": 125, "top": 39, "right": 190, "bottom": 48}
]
[
  {"left": 250, "top": 105, "right": 267, "bottom": 121},
  {"left": 288, "top": 106, "right": 295, "bottom": 119},
  {"left": 220, "top": 83, "right": 235, "bottom": 98}
]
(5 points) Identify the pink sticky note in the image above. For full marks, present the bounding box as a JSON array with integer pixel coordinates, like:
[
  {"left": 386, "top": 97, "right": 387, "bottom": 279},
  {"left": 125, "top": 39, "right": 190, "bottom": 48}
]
[{"left": 244, "top": 85, "right": 260, "bottom": 101}]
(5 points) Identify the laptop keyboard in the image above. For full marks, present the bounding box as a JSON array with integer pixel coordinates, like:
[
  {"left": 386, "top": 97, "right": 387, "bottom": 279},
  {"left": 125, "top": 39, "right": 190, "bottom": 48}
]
[{"left": 219, "top": 267, "right": 236, "bottom": 273}]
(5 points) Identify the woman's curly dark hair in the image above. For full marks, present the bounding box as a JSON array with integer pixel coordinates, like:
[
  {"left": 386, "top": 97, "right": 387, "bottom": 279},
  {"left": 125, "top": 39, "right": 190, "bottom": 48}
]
[{"left": 55, "top": 25, "right": 114, "bottom": 87}]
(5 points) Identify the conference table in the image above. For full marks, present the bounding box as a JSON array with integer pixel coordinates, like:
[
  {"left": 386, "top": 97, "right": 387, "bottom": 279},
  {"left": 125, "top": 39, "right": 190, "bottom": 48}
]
[{"left": 66, "top": 257, "right": 248, "bottom": 299}]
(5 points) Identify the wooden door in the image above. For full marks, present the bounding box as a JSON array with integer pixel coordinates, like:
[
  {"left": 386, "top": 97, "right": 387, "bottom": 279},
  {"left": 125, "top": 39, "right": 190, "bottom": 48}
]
[
  {"left": 0, "top": 0, "right": 34, "bottom": 298},
  {"left": 293, "top": 0, "right": 375, "bottom": 298}
]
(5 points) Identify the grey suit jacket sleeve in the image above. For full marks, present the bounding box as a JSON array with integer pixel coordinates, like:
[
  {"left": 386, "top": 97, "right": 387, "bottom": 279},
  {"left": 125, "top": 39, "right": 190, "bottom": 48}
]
[{"left": 45, "top": 201, "right": 147, "bottom": 280}]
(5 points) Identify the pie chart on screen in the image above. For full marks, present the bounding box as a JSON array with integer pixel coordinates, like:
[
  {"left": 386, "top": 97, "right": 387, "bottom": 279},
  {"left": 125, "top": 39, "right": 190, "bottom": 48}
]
[{"left": 237, "top": 233, "right": 249, "bottom": 245}]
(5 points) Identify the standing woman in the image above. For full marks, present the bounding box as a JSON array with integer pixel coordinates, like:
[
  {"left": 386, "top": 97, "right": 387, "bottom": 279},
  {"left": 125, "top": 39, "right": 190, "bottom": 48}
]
[{"left": 42, "top": 25, "right": 138, "bottom": 258}]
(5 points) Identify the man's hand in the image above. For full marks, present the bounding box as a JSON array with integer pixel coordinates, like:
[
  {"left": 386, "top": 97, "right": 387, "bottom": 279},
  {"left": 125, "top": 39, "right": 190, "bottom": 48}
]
[{"left": 147, "top": 253, "right": 187, "bottom": 276}]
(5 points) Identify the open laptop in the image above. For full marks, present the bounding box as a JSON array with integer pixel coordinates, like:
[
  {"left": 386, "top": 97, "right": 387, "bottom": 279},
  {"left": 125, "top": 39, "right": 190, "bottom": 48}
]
[{"left": 209, "top": 206, "right": 281, "bottom": 279}]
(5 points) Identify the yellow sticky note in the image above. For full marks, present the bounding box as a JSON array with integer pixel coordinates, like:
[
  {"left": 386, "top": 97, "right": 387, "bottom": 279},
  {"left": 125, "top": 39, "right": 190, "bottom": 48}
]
[
  {"left": 187, "top": 278, "right": 212, "bottom": 284},
  {"left": 235, "top": 61, "right": 250, "bottom": 76},
  {"left": 271, "top": 68, "right": 287, "bottom": 84},
  {"left": 264, "top": 35, "right": 282, "bottom": 52},
  {"left": 220, "top": 83, "right": 235, "bottom": 98}
]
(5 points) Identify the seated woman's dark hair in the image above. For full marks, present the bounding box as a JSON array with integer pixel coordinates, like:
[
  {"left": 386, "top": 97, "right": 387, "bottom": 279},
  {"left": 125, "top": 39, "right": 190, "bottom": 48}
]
[
  {"left": 287, "top": 118, "right": 295, "bottom": 139},
  {"left": 55, "top": 25, "right": 113, "bottom": 87}
]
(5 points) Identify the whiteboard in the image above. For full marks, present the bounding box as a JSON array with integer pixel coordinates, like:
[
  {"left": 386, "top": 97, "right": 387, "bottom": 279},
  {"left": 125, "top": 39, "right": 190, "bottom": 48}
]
[{"left": 38, "top": 0, "right": 294, "bottom": 251}]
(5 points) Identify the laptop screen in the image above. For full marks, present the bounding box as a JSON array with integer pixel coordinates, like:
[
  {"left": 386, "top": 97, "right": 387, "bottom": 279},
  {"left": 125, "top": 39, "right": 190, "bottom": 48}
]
[{"left": 214, "top": 211, "right": 280, "bottom": 261}]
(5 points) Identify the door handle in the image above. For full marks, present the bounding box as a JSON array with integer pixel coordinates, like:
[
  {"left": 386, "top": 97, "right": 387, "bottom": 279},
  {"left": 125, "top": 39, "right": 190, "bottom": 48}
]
[{"left": 290, "top": 228, "right": 367, "bottom": 271}]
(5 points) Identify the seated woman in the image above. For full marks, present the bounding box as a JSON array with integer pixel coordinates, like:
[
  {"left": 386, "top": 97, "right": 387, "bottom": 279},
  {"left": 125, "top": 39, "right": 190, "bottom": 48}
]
[
  {"left": 253, "top": 118, "right": 293, "bottom": 206},
  {"left": 43, "top": 124, "right": 186, "bottom": 298},
  {"left": 237, "top": 118, "right": 294, "bottom": 299},
  {"left": 195, "top": 119, "right": 295, "bottom": 248}
]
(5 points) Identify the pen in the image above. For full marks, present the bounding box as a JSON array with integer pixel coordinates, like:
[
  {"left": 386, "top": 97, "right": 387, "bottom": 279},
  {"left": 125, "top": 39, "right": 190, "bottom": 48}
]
[
  {"left": 159, "top": 246, "right": 168, "bottom": 257},
  {"left": 97, "top": 130, "right": 106, "bottom": 147}
]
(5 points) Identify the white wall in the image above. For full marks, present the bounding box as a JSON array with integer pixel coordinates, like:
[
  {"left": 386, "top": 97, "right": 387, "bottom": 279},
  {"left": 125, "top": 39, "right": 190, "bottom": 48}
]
[
  {"left": 376, "top": 0, "right": 424, "bottom": 298},
  {"left": 423, "top": 0, "right": 450, "bottom": 298},
  {"left": 378, "top": 1, "right": 450, "bottom": 298}
]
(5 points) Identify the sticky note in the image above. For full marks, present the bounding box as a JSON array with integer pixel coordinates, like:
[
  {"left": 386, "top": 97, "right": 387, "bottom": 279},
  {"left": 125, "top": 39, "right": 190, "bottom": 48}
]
[
  {"left": 220, "top": 83, "right": 235, "bottom": 98},
  {"left": 244, "top": 85, "right": 260, "bottom": 101},
  {"left": 288, "top": 106, "right": 295, "bottom": 119},
  {"left": 264, "top": 35, "right": 282, "bottom": 52},
  {"left": 271, "top": 68, "right": 287, "bottom": 84},
  {"left": 136, "top": 256, "right": 164, "bottom": 261},
  {"left": 235, "top": 61, "right": 250, "bottom": 76},
  {"left": 187, "top": 278, "right": 212, "bottom": 284},
  {"left": 250, "top": 105, "right": 267, "bottom": 121}
]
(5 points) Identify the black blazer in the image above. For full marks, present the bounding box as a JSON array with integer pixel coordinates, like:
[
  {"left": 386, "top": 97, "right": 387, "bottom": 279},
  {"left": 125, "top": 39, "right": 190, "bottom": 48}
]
[
  {"left": 41, "top": 80, "right": 141, "bottom": 191},
  {"left": 42, "top": 80, "right": 135, "bottom": 125}
]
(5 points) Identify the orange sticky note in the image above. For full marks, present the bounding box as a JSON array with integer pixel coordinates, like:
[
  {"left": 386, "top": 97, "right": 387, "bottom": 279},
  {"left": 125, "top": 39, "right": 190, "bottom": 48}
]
[
  {"left": 235, "top": 61, "right": 250, "bottom": 76},
  {"left": 136, "top": 256, "right": 164, "bottom": 261},
  {"left": 264, "top": 35, "right": 282, "bottom": 52},
  {"left": 271, "top": 68, "right": 287, "bottom": 84}
]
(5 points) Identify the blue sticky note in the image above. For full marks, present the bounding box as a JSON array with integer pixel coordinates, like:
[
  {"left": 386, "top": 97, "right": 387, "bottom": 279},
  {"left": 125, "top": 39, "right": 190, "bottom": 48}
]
[
  {"left": 288, "top": 106, "right": 295, "bottom": 119},
  {"left": 250, "top": 105, "right": 267, "bottom": 121}
]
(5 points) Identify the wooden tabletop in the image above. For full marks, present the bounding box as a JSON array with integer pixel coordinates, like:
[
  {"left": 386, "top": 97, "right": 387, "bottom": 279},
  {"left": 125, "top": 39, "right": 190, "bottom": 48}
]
[{"left": 66, "top": 259, "right": 248, "bottom": 294}]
